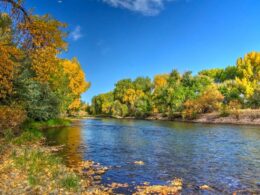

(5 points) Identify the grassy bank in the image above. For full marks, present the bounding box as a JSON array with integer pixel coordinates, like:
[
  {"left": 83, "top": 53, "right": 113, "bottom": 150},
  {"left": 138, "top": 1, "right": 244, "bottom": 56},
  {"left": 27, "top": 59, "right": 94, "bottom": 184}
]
[{"left": 0, "top": 119, "right": 110, "bottom": 194}]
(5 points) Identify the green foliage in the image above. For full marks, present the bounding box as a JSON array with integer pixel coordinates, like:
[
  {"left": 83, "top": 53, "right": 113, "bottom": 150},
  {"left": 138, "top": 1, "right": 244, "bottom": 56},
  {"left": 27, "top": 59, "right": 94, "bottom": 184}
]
[
  {"left": 12, "top": 129, "right": 43, "bottom": 145},
  {"left": 14, "top": 73, "right": 60, "bottom": 121},
  {"left": 248, "top": 86, "right": 260, "bottom": 108},
  {"left": 3, "top": 129, "right": 15, "bottom": 141},
  {"left": 133, "top": 77, "right": 152, "bottom": 94},
  {"left": 22, "top": 118, "right": 71, "bottom": 130},
  {"left": 0, "top": 4, "right": 89, "bottom": 121},
  {"left": 91, "top": 51, "right": 258, "bottom": 119},
  {"left": 114, "top": 79, "right": 133, "bottom": 103},
  {"left": 92, "top": 92, "right": 114, "bottom": 115},
  {"left": 111, "top": 100, "right": 129, "bottom": 117}
]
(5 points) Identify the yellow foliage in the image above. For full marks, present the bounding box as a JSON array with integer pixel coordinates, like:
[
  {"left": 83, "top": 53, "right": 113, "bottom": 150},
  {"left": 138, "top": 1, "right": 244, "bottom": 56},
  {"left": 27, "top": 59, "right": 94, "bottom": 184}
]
[
  {"left": 21, "top": 15, "right": 67, "bottom": 84},
  {"left": 30, "top": 47, "right": 60, "bottom": 83},
  {"left": 62, "top": 58, "right": 89, "bottom": 97},
  {"left": 154, "top": 74, "right": 169, "bottom": 89},
  {"left": 183, "top": 85, "right": 224, "bottom": 119},
  {"left": 20, "top": 15, "right": 67, "bottom": 50},
  {"left": 68, "top": 99, "right": 81, "bottom": 110},
  {"left": 236, "top": 51, "right": 260, "bottom": 98},
  {"left": 123, "top": 89, "right": 145, "bottom": 105},
  {"left": 0, "top": 106, "right": 27, "bottom": 132},
  {"left": 0, "top": 43, "right": 21, "bottom": 99}
]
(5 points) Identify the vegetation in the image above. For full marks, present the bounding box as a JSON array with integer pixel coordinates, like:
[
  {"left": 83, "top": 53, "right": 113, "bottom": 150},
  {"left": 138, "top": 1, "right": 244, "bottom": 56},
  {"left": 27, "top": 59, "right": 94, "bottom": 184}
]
[
  {"left": 90, "top": 51, "right": 260, "bottom": 119},
  {"left": 0, "top": 0, "right": 89, "bottom": 134}
]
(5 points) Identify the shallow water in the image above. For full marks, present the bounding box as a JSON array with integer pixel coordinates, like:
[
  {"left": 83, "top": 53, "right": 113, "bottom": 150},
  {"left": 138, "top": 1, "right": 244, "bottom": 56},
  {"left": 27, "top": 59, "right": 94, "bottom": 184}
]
[{"left": 45, "top": 118, "right": 260, "bottom": 194}]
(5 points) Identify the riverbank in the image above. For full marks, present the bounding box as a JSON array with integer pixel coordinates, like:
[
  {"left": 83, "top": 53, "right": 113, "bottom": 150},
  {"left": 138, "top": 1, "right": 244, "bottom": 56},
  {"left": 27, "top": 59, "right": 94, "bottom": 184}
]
[
  {"left": 147, "top": 109, "right": 260, "bottom": 126},
  {"left": 0, "top": 119, "right": 188, "bottom": 194},
  {"left": 0, "top": 119, "right": 110, "bottom": 194},
  {"left": 91, "top": 109, "right": 260, "bottom": 126}
]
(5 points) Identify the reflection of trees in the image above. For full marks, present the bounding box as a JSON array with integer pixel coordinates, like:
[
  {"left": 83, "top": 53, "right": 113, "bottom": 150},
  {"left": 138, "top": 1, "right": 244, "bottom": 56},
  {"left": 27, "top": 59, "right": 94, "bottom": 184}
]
[{"left": 52, "top": 126, "right": 84, "bottom": 165}]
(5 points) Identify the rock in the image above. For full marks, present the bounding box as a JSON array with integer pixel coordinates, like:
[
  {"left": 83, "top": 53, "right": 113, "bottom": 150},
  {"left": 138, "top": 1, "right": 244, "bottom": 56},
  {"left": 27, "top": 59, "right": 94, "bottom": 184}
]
[
  {"left": 199, "top": 184, "right": 213, "bottom": 191},
  {"left": 171, "top": 178, "right": 183, "bottom": 191},
  {"left": 93, "top": 175, "right": 102, "bottom": 181},
  {"left": 143, "top": 182, "right": 150, "bottom": 185},
  {"left": 134, "top": 161, "right": 145, "bottom": 165}
]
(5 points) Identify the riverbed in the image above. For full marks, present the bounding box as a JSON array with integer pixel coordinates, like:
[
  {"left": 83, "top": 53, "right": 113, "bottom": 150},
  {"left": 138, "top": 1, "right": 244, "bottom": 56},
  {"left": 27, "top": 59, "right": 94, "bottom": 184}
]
[{"left": 45, "top": 118, "right": 260, "bottom": 194}]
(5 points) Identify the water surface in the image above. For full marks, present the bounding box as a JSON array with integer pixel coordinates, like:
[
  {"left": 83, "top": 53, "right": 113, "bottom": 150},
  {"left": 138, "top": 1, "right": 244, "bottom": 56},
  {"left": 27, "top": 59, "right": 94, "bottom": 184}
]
[{"left": 45, "top": 119, "right": 260, "bottom": 194}]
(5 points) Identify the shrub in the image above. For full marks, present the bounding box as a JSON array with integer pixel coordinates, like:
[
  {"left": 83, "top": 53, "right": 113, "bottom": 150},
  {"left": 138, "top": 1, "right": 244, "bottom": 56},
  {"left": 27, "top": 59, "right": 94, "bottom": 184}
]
[
  {"left": 0, "top": 106, "right": 27, "bottom": 134},
  {"left": 220, "top": 104, "right": 230, "bottom": 117},
  {"left": 248, "top": 87, "right": 260, "bottom": 109},
  {"left": 229, "top": 100, "right": 241, "bottom": 120},
  {"left": 182, "top": 86, "right": 224, "bottom": 119},
  {"left": 111, "top": 100, "right": 128, "bottom": 117},
  {"left": 14, "top": 78, "right": 60, "bottom": 121}
]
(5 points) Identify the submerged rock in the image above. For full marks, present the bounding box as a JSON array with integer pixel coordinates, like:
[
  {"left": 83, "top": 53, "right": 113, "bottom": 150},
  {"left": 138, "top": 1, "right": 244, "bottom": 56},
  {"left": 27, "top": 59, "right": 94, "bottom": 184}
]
[
  {"left": 134, "top": 178, "right": 183, "bottom": 195},
  {"left": 199, "top": 184, "right": 214, "bottom": 191},
  {"left": 134, "top": 161, "right": 145, "bottom": 165}
]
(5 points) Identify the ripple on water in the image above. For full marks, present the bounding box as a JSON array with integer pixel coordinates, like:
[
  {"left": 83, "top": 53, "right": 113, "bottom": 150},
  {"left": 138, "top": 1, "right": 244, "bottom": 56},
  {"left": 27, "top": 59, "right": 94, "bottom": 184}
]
[{"left": 44, "top": 119, "right": 260, "bottom": 194}]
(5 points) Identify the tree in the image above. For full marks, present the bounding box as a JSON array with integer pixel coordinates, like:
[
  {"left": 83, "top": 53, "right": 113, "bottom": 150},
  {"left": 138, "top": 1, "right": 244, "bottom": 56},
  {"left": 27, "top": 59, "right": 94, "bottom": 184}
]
[
  {"left": 153, "top": 74, "right": 169, "bottom": 89},
  {"left": 183, "top": 85, "right": 224, "bottom": 119},
  {"left": 62, "top": 58, "right": 90, "bottom": 112},
  {"left": 91, "top": 92, "right": 114, "bottom": 115},
  {"left": 0, "top": 13, "right": 21, "bottom": 100},
  {"left": 133, "top": 77, "right": 152, "bottom": 94},
  {"left": 114, "top": 79, "right": 133, "bottom": 102},
  {"left": 111, "top": 100, "right": 128, "bottom": 117},
  {"left": 236, "top": 51, "right": 260, "bottom": 98},
  {"left": 248, "top": 86, "right": 260, "bottom": 108}
]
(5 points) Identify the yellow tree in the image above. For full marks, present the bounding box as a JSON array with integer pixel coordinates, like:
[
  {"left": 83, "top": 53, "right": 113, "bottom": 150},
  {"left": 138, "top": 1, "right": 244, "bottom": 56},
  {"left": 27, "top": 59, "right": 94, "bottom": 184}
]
[
  {"left": 236, "top": 51, "right": 260, "bottom": 98},
  {"left": 19, "top": 15, "right": 67, "bottom": 84},
  {"left": 62, "top": 58, "right": 90, "bottom": 111},
  {"left": 123, "top": 89, "right": 145, "bottom": 110},
  {"left": 154, "top": 74, "right": 169, "bottom": 89},
  {"left": 0, "top": 13, "right": 21, "bottom": 99}
]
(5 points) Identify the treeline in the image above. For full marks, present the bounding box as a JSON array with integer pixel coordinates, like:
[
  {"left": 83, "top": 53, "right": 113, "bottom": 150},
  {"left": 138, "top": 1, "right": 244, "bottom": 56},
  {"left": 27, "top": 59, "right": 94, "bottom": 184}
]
[
  {"left": 90, "top": 51, "right": 260, "bottom": 119},
  {"left": 0, "top": 1, "right": 89, "bottom": 132}
]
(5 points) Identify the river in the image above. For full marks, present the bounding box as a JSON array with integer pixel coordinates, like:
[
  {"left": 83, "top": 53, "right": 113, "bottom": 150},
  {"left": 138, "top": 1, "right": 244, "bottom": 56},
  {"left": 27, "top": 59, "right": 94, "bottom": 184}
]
[{"left": 45, "top": 118, "right": 260, "bottom": 194}]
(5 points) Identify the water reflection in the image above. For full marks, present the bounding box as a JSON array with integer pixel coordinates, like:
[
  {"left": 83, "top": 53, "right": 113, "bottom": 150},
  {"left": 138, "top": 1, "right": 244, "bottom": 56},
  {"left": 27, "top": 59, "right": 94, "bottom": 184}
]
[
  {"left": 45, "top": 119, "right": 260, "bottom": 193},
  {"left": 45, "top": 124, "right": 85, "bottom": 165}
]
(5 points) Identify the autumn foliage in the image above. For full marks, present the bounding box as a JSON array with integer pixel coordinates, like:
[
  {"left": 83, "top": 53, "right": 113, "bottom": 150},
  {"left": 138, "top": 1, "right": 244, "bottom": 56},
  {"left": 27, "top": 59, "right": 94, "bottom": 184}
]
[
  {"left": 183, "top": 86, "right": 224, "bottom": 119},
  {"left": 91, "top": 52, "right": 259, "bottom": 119},
  {"left": 0, "top": 106, "right": 27, "bottom": 133},
  {"left": 0, "top": 2, "right": 89, "bottom": 131}
]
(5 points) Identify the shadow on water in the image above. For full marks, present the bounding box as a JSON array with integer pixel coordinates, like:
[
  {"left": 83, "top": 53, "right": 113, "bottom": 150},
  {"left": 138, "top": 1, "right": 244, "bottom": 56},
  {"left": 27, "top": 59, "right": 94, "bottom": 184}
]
[{"left": 44, "top": 118, "right": 260, "bottom": 194}]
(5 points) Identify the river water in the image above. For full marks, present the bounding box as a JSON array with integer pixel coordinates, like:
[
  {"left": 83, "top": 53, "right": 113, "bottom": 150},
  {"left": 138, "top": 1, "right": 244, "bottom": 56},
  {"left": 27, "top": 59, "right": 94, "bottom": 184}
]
[{"left": 45, "top": 118, "right": 260, "bottom": 194}]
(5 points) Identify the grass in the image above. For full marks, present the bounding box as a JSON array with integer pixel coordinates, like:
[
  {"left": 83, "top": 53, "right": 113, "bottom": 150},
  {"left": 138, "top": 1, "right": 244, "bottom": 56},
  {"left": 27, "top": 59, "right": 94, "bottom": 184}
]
[
  {"left": 61, "top": 173, "right": 80, "bottom": 190},
  {"left": 1, "top": 118, "right": 81, "bottom": 192},
  {"left": 22, "top": 118, "right": 72, "bottom": 131},
  {"left": 11, "top": 146, "right": 80, "bottom": 191},
  {"left": 12, "top": 129, "right": 43, "bottom": 145}
]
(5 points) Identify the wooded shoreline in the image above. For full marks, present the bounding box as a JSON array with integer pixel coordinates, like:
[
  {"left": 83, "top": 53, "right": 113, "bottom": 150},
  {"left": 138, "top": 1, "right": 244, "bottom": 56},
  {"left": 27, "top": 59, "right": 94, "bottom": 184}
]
[{"left": 89, "top": 109, "right": 260, "bottom": 126}]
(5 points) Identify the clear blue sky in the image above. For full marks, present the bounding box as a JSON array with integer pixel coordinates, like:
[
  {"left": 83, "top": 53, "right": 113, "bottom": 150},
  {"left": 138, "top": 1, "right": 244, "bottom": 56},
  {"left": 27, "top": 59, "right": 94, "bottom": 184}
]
[{"left": 25, "top": 0, "right": 260, "bottom": 103}]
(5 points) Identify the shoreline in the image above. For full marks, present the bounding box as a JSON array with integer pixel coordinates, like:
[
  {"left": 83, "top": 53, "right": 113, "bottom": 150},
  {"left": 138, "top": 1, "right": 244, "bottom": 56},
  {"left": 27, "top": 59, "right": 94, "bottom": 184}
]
[{"left": 87, "top": 110, "right": 260, "bottom": 126}]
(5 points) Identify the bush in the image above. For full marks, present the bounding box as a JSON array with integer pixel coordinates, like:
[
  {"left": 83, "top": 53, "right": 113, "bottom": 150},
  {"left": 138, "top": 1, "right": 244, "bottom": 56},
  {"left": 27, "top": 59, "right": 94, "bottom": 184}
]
[
  {"left": 14, "top": 78, "right": 60, "bottom": 121},
  {"left": 220, "top": 104, "right": 230, "bottom": 117},
  {"left": 0, "top": 106, "right": 27, "bottom": 134},
  {"left": 182, "top": 86, "right": 224, "bottom": 119},
  {"left": 229, "top": 100, "right": 241, "bottom": 120},
  {"left": 111, "top": 100, "right": 128, "bottom": 117},
  {"left": 248, "top": 87, "right": 260, "bottom": 109}
]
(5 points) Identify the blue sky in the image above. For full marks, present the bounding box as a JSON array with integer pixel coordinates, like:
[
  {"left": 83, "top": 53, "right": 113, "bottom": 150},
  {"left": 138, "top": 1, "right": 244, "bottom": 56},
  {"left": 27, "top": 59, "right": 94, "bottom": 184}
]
[{"left": 25, "top": 0, "right": 260, "bottom": 103}]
